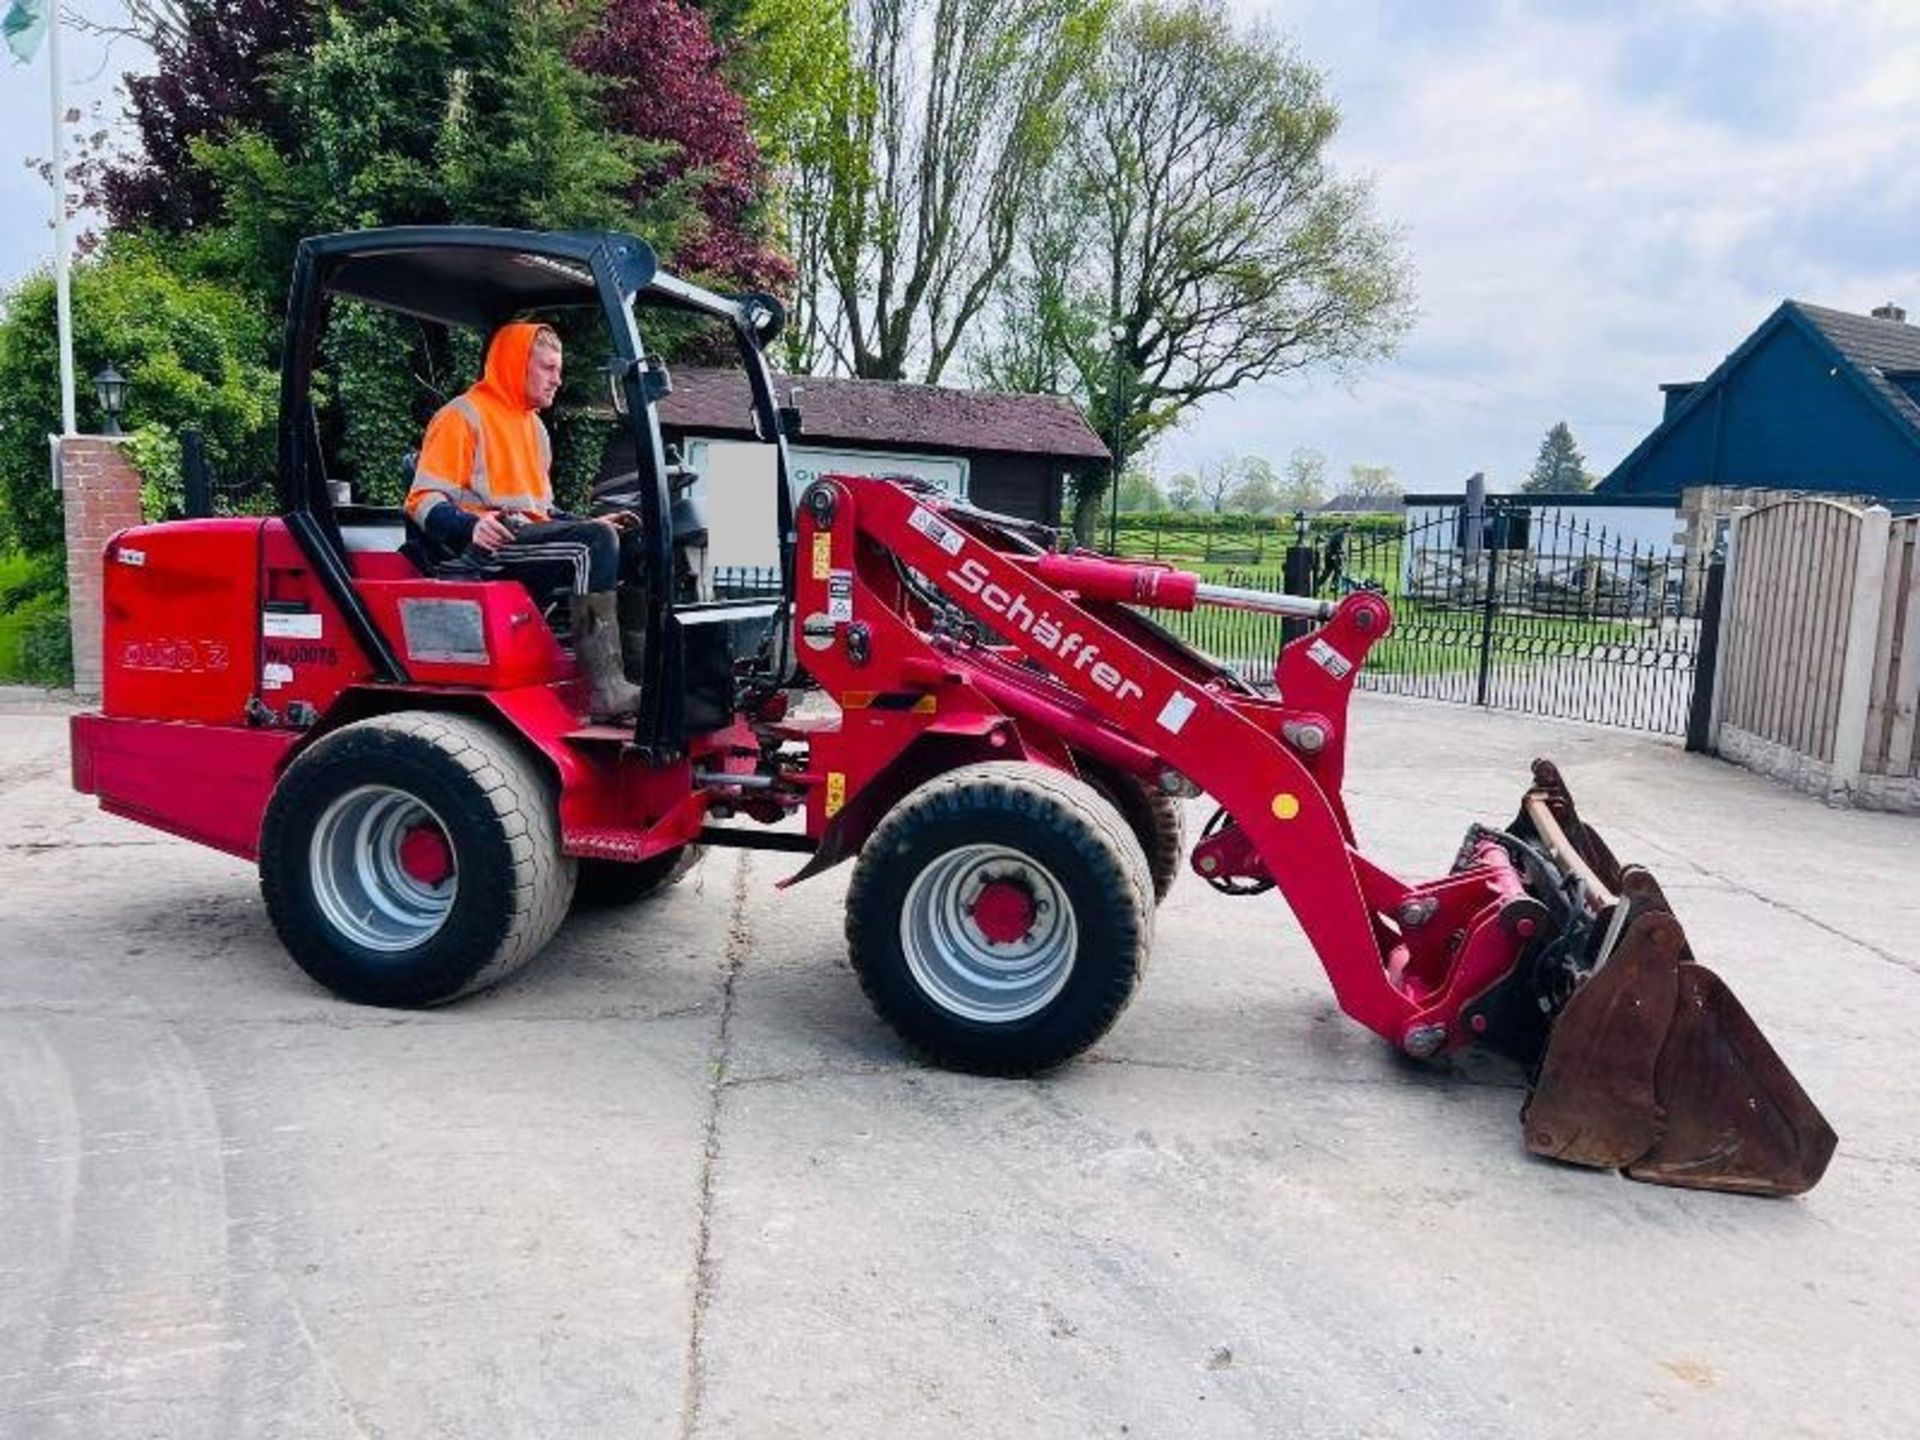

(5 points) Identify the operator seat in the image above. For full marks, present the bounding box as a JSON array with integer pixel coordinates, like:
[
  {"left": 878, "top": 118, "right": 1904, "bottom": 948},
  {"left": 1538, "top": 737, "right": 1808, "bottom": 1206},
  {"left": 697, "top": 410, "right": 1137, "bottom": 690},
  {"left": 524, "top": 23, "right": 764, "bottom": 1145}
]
[{"left": 394, "top": 450, "right": 587, "bottom": 637}]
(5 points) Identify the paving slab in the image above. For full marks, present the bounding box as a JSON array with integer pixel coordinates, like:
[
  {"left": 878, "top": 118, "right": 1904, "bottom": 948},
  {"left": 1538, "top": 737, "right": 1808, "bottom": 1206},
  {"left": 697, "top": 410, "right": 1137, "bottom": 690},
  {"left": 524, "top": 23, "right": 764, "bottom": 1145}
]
[{"left": 2, "top": 694, "right": 1916, "bottom": 1438}]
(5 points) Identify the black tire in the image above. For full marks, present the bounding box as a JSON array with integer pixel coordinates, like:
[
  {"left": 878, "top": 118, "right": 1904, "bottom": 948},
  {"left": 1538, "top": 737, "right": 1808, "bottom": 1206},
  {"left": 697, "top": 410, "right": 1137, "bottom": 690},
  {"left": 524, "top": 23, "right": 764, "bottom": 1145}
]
[
  {"left": 845, "top": 761, "right": 1153, "bottom": 1075},
  {"left": 259, "top": 711, "right": 576, "bottom": 1007},
  {"left": 1079, "top": 759, "right": 1186, "bottom": 904},
  {"left": 574, "top": 845, "right": 705, "bottom": 908}
]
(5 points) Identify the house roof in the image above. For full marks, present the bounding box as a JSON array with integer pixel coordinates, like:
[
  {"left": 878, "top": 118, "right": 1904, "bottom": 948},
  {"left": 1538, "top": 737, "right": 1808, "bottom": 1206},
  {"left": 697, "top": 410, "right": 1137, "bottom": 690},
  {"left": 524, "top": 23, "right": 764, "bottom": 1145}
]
[
  {"left": 1794, "top": 302, "right": 1920, "bottom": 432},
  {"left": 656, "top": 367, "right": 1111, "bottom": 463},
  {"left": 1599, "top": 300, "right": 1920, "bottom": 492}
]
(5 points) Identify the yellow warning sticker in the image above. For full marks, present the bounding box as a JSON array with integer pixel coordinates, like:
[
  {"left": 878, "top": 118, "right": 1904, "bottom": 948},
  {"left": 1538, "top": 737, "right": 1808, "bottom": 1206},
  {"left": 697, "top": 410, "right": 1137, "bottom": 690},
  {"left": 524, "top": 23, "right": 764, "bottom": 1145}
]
[
  {"left": 825, "top": 771, "right": 847, "bottom": 818},
  {"left": 812, "top": 532, "right": 833, "bottom": 580},
  {"left": 1271, "top": 792, "right": 1301, "bottom": 821}
]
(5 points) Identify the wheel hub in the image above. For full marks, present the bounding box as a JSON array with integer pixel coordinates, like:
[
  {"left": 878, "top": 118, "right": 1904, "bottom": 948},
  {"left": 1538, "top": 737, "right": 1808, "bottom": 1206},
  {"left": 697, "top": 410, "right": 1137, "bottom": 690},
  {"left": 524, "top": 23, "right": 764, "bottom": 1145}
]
[
  {"left": 308, "top": 785, "right": 458, "bottom": 953},
  {"left": 398, "top": 823, "right": 454, "bottom": 886},
  {"left": 898, "top": 844, "right": 1077, "bottom": 1023},
  {"left": 970, "top": 876, "right": 1036, "bottom": 945}
]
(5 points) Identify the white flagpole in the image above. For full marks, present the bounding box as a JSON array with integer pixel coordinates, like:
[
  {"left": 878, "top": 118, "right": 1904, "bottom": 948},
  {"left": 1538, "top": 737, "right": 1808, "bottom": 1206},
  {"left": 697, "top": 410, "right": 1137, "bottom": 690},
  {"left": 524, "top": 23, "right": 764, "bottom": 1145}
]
[{"left": 46, "top": 0, "right": 76, "bottom": 436}]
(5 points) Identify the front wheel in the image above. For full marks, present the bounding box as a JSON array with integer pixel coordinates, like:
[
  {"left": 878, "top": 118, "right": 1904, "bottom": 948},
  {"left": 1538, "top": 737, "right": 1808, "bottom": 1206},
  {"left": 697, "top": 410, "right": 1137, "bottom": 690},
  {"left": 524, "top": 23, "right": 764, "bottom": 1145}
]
[
  {"left": 259, "top": 712, "right": 576, "bottom": 1007},
  {"left": 1078, "top": 758, "right": 1186, "bottom": 904},
  {"left": 845, "top": 762, "right": 1153, "bottom": 1075}
]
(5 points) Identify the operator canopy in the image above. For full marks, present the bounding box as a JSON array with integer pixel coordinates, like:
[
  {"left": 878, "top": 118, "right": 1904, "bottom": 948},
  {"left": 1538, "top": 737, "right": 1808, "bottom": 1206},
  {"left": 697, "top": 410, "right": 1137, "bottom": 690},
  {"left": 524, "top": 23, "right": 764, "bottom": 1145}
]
[{"left": 300, "top": 226, "right": 780, "bottom": 340}]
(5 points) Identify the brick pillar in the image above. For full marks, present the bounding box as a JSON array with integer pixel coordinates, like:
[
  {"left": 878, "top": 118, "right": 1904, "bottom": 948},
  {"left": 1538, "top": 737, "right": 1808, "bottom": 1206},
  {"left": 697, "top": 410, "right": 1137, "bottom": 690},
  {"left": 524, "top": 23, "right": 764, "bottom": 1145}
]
[{"left": 60, "top": 436, "right": 143, "bottom": 698}]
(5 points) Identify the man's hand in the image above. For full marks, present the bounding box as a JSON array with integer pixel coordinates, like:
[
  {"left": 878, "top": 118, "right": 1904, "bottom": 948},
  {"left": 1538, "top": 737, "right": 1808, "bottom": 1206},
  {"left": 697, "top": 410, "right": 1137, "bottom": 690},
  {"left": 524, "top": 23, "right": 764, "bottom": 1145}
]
[
  {"left": 597, "top": 508, "right": 641, "bottom": 535},
  {"left": 471, "top": 513, "right": 515, "bottom": 552}
]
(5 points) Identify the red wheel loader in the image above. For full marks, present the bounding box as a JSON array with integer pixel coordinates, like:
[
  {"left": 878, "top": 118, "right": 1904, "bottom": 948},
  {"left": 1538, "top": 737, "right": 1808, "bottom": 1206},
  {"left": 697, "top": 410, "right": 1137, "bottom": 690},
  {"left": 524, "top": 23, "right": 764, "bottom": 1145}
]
[{"left": 70, "top": 229, "right": 1835, "bottom": 1195}]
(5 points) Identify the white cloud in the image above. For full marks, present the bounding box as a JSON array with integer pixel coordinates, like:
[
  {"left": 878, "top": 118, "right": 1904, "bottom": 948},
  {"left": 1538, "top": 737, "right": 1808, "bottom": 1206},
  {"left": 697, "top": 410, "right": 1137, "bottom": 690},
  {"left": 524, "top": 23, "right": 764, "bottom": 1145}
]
[{"left": 1165, "top": 0, "right": 1920, "bottom": 491}]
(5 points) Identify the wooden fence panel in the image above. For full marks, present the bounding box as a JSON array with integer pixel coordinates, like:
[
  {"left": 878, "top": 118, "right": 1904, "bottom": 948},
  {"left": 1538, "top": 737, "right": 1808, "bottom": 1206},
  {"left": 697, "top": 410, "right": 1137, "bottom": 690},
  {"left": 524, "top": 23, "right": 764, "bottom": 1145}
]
[
  {"left": 1716, "top": 500, "right": 1920, "bottom": 807},
  {"left": 1720, "top": 500, "right": 1862, "bottom": 764},
  {"left": 1813, "top": 505, "right": 1860, "bottom": 759},
  {"left": 1868, "top": 518, "right": 1920, "bottom": 778}
]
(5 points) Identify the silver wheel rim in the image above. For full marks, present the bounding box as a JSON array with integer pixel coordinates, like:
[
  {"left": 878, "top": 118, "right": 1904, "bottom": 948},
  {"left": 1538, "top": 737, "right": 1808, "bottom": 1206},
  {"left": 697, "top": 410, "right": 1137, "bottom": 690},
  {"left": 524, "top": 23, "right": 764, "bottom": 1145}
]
[
  {"left": 899, "top": 843, "right": 1077, "bottom": 1022},
  {"left": 309, "top": 785, "right": 457, "bottom": 952}
]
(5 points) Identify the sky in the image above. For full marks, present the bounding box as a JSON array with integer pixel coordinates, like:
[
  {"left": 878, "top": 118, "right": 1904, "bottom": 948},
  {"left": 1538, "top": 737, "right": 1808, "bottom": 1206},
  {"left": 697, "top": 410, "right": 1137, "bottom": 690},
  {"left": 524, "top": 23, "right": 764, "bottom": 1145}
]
[
  {"left": 1184, "top": 0, "right": 1920, "bottom": 493},
  {"left": 3, "top": 1, "right": 1919, "bottom": 494},
  {"left": 1, "top": 1, "right": 135, "bottom": 279}
]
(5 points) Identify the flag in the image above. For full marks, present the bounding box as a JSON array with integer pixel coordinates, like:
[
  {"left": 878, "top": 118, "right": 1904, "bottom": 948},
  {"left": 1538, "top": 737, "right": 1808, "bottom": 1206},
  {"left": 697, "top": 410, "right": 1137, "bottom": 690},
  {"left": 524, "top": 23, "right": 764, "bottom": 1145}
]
[{"left": 3, "top": 0, "right": 48, "bottom": 63}]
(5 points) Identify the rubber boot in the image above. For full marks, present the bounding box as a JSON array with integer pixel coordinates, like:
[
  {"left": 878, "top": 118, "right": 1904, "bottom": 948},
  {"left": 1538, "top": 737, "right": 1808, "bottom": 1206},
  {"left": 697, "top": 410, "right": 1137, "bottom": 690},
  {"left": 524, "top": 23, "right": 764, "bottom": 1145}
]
[{"left": 569, "top": 591, "right": 644, "bottom": 721}]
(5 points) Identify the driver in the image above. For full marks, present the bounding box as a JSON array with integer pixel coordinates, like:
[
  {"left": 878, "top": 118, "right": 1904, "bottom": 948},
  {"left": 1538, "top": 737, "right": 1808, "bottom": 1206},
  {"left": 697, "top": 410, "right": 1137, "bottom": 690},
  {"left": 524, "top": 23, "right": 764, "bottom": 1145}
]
[{"left": 406, "top": 322, "right": 644, "bottom": 719}]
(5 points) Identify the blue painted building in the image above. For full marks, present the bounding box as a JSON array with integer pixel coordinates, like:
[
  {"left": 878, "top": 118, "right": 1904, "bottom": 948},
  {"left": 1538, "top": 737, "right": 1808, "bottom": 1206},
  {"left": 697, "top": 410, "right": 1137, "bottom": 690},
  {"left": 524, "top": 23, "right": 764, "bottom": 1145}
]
[{"left": 1598, "top": 301, "right": 1920, "bottom": 506}]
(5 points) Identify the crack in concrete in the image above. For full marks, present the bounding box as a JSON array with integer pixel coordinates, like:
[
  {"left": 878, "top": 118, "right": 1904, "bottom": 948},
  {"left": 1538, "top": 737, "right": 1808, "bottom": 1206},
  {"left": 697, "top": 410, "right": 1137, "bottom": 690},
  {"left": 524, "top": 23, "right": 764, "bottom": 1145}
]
[
  {"left": 1, "top": 840, "right": 175, "bottom": 852},
  {"left": 1629, "top": 835, "right": 1920, "bottom": 979},
  {"left": 678, "top": 850, "right": 749, "bottom": 1440},
  {"left": 271, "top": 1271, "right": 378, "bottom": 1440}
]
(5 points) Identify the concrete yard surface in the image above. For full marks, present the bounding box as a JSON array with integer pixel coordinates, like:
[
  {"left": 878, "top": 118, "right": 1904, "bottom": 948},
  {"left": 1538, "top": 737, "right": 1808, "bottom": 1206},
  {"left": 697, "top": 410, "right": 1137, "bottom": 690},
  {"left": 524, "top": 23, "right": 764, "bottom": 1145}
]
[{"left": 1, "top": 692, "right": 1915, "bottom": 1438}]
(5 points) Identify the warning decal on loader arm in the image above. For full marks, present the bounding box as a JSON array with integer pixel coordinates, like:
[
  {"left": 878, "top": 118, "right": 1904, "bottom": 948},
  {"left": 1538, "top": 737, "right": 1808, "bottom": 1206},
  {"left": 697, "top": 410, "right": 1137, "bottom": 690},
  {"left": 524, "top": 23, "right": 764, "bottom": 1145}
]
[{"left": 908, "top": 506, "right": 966, "bottom": 556}]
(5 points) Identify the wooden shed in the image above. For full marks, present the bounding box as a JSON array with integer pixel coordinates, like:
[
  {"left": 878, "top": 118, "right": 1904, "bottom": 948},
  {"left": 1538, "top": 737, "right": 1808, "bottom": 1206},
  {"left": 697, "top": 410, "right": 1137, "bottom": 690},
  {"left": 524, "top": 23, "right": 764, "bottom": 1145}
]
[{"left": 654, "top": 368, "right": 1110, "bottom": 526}]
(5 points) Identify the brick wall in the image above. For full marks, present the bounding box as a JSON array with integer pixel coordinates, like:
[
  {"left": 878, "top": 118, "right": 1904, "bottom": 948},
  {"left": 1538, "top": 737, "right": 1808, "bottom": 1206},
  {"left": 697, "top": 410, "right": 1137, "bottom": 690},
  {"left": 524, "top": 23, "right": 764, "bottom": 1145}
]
[{"left": 61, "top": 437, "right": 143, "bottom": 698}]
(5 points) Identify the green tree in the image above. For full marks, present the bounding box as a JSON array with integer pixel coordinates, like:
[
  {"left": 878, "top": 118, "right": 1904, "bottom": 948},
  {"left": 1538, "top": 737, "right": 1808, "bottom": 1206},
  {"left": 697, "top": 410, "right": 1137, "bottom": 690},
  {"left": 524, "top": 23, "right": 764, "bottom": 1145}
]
[
  {"left": 196, "top": 0, "right": 678, "bottom": 308},
  {"left": 969, "top": 179, "right": 1092, "bottom": 397},
  {"left": 1281, "top": 446, "right": 1327, "bottom": 510},
  {"left": 1196, "top": 458, "right": 1234, "bottom": 513},
  {"left": 734, "top": 0, "right": 864, "bottom": 371},
  {"left": 1116, "top": 467, "right": 1164, "bottom": 511},
  {"left": 1227, "top": 456, "right": 1280, "bottom": 514},
  {"left": 1345, "top": 462, "right": 1401, "bottom": 501},
  {"left": 1524, "top": 420, "right": 1593, "bottom": 493},
  {"left": 1165, "top": 470, "right": 1200, "bottom": 512},
  {"left": 772, "top": 0, "right": 1105, "bottom": 382},
  {"left": 0, "top": 239, "right": 278, "bottom": 564},
  {"left": 184, "top": 0, "right": 694, "bottom": 492},
  {"left": 976, "top": 0, "right": 1412, "bottom": 540}
]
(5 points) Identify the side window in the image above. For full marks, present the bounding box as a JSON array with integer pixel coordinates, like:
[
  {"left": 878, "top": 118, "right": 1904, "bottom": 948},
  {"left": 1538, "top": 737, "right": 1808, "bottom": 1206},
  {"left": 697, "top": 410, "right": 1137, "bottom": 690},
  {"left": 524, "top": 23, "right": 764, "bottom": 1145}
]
[
  {"left": 616, "top": 296, "right": 788, "bottom": 605},
  {"left": 685, "top": 437, "right": 784, "bottom": 600}
]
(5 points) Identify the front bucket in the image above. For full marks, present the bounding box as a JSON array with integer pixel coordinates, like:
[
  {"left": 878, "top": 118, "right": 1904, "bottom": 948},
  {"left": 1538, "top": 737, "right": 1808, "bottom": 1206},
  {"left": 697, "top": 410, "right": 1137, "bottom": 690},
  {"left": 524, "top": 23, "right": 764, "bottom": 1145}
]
[
  {"left": 1624, "top": 951, "right": 1837, "bottom": 1196},
  {"left": 1511, "top": 765, "right": 1837, "bottom": 1197}
]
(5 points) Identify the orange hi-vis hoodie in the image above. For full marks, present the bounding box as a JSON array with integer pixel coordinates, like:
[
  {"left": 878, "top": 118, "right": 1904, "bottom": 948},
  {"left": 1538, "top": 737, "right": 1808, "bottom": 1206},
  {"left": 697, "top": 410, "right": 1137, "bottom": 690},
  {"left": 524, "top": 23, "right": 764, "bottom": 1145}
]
[{"left": 406, "top": 322, "right": 556, "bottom": 537}]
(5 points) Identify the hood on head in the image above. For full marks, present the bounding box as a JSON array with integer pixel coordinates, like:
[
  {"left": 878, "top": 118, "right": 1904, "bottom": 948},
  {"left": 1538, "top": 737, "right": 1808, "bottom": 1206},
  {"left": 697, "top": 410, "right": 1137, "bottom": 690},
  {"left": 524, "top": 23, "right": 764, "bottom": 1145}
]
[{"left": 476, "top": 322, "right": 549, "bottom": 410}]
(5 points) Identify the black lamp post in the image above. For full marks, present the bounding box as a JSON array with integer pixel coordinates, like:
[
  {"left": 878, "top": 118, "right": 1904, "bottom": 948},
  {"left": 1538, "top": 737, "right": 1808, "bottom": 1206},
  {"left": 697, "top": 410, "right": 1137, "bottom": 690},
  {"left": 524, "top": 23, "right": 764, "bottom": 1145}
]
[
  {"left": 93, "top": 363, "right": 129, "bottom": 437},
  {"left": 1106, "top": 323, "right": 1126, "bottom": 554}
]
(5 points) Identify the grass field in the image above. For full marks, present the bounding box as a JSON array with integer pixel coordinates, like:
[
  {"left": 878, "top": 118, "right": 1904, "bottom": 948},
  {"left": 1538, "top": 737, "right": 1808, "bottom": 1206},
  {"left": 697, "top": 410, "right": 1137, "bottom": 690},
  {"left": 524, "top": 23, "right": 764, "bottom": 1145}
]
[
  {"left": 1112, "top": 521, "right": 1651, "bottom": 682},
  {"left": 1110, "top": 514, "right": 1400, "bottom": 573},
  {"left": 1146, "top": 583, "right": 1648, "bottom": 683}
]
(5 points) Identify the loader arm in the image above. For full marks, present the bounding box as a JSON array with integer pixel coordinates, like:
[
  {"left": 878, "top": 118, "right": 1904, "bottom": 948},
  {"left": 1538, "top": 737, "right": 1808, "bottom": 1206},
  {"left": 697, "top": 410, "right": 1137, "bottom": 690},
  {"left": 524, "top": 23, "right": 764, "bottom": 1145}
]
[{"left": 796, "top": 475, "right": 1540, "bottom": 1058}]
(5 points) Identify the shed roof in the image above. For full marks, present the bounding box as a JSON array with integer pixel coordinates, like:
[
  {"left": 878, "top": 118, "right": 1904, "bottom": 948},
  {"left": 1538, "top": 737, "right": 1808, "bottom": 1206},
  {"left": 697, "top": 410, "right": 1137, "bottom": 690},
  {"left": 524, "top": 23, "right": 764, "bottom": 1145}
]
[{"left": 656, "top": 367, "right": 1110, "bottom": 462}]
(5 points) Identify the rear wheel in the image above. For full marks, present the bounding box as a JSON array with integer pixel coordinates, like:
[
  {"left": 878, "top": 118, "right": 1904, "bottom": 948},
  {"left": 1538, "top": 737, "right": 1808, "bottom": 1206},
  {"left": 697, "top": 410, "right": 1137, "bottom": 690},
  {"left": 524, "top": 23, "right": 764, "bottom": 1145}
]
[
  {"left": 260, "top": 712, "right": 576, "bottom": 1006},
  {"left": 845, "top": 762, "right": 1153, "bottom": 1075}
]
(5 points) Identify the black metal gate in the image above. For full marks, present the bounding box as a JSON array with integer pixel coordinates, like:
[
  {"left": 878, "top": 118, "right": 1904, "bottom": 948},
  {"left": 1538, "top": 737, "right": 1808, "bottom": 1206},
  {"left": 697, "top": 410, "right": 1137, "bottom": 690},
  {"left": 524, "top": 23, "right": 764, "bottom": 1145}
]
[{"left": 1144, "top": 502, "right": 1716, "bottom": 737}]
